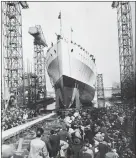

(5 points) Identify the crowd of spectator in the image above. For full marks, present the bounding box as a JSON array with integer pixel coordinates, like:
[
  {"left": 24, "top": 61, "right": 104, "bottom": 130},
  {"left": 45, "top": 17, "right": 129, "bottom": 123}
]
[
  {"left": 2, "top": 107, "right": 38, "bottom": 131},
  {"left": 46, "top": 103, "right": 135, "bottom": 158},
  {"left": 2, "top": 100, "right": 135, "bottom": 158}
]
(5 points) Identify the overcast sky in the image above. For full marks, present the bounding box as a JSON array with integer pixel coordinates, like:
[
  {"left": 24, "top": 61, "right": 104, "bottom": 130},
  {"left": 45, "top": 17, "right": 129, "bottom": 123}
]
[{"left": 20, "top": 2, "right": 135, "bottom": 91}]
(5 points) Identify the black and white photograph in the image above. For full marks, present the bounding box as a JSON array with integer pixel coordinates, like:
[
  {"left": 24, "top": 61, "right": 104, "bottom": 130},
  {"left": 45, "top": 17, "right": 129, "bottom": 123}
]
[{"left": 1, "top": 1, "right": 135, "bottom": 158}]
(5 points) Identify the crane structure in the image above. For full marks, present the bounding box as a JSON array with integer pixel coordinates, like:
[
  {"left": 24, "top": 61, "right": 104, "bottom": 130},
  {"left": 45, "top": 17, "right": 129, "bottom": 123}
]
[
  {"left": 23, "top": 72, "right": 38, "bottom": 105},
  {"left": 2, "top": 1, "right": 29, "bottom": 104},
  {"left": 29, "top": 25, "right": 48, "bottom": 100},
  {"left": 97, "top": 74, "right": 105, "bottom": 107},
  {"left": 112, "top": 2, "right": 135, "bottom": 99}
]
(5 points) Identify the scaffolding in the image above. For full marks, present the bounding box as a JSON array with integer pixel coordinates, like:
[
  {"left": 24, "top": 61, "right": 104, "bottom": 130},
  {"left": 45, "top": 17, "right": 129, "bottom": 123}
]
[
  {"left": 2, "top": 2, "right": 28, "bottom": 104},
  {"left": 34, "top": 44, "right": 46, "bottom": 99},
  {"left": 97, "top": 74, "right": 105, "bottom": 107},
  {"left": 29, "top": 25, "right": 47, "bottom": 100},
  {"left": 23, "top": 72, "right": 38, "bottom": 105},
  {"left": 23, "top": 59, "right": 38, "bottom": 106},
  {"left": 112, "top": 2, "right": 135, "bottom": 99}
]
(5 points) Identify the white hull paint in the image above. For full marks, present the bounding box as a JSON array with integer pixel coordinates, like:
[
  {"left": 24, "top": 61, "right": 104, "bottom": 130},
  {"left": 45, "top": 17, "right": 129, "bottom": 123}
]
[{"left": 45, "top": 39, "right": 96, "bottom": 107}]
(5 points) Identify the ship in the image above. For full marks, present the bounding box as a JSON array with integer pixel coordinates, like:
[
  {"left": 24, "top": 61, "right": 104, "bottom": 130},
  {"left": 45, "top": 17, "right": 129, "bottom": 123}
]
[{"left": 45, "top": 35, "right": 97, "bottom": 109}]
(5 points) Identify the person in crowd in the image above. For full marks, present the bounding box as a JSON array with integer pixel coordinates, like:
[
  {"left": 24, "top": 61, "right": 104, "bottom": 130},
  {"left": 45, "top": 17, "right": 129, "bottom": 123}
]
[
  {"left": 48, "top": 129, "right": 60, "bottom": 158},
  {"left": 58, "top": 126, "right": 72, "bottom": 158},
  {"left": 94, "top": 132, "right": 103, "bottom": 143},
  {"left": 28, "top": 127, "right": 49, "bottom": 158},
  {"left": 100, "top": 122, "right": 107, "bottom": 134},
  {"left": 84, "top": 124, "right": 93, "bottom": 145},
  {"left": 23, "top": 112, "right": 28, "bottom": 120},
  {"left": 64, "top": 113, "right": 72, "bottom": 127},
  {"left": 98, "top": 136, "right": 109, "bottom": 158},
  {"left": 2, "top": 144, "right": 15, "bottom": 158},
  {"left": 117, "top": 114, "right": 124, "bottom": 125},
  {"left": 105, "top": 148, "right": 119, "bottom": 158},
  {"left": 79, "top": 139, "right": 94, "bottom": 158}
]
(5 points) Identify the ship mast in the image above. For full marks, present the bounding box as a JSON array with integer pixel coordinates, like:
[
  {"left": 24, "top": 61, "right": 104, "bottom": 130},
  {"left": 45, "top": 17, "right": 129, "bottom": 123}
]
[{"left": 58, "top": 11, "right": 62, "bottom": 37}]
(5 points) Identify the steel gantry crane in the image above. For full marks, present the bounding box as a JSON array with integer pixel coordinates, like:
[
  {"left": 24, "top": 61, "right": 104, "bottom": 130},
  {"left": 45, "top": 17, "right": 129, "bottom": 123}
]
[
  {"left": 112, "top": 2, "right": 135, "bottom": 99},
  {"left": 97, "top": 74, "right": 105, "bottom": 107},
  {"left": 2, "top": 1, "right": 29, "bottom": 105},
  {"left": 29, "top": 25, "right": 48, "bottom": 100}
]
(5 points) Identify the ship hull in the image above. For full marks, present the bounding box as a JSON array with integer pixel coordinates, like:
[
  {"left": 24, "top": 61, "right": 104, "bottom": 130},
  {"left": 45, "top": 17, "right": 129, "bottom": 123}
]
[
  {"left": 54, "top": 75, "right": 95, "bottom": 109},
  {"left": 46, "top": 39, "right": 96, "bottom": 109}
]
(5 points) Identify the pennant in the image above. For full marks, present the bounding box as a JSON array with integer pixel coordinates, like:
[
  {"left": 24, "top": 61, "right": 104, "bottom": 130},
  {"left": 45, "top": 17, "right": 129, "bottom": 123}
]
[{"left": 58, "top": 12, "right": 61, "bottom": 19}]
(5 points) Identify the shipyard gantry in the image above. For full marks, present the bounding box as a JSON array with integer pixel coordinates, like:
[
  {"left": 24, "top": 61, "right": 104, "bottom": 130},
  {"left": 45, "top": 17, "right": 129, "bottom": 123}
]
[
  {"left": 96, "top": 74, "right": 105, "bottom": 107},
  {"left": 1, "top": 2, "right": 135, "bottom": 156},
  {"left": 112, "top": 1, "right": 135, "bottom": 100},
  {"left": 29, "top": 25, "right": 48, "bottom": 100},
  {"left": 2, "top": 1, "right": 29, "bottom": 105},
  {"left": 2, "top": 2, "right": 49, "bottom": 107}
]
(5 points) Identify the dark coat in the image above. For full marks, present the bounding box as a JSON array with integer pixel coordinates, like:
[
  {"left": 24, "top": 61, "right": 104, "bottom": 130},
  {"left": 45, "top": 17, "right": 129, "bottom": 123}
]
[
  {"left": 58, "top": 129, "right": 71, "bottom": 142},
  {"left": 79, "top": 147, "right": 94, "bottom": 158},
  {"left": 84, "top": 129, "right": 93, "bottom": 144},
  {"left": 48, "top": 134, "right": 60, "bottom": 157},
  {"left": 98, "top": 141, "right": 108, "bottom": 158}
]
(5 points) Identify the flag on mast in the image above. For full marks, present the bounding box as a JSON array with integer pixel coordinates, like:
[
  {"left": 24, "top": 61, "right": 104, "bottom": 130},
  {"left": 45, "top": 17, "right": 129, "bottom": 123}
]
[
  {"left": 58, "top": 12, "right": 61, "bottom": 19},
  {"left": 71, "top": 28, "right": 73, "bottom": 32}
]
